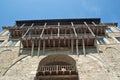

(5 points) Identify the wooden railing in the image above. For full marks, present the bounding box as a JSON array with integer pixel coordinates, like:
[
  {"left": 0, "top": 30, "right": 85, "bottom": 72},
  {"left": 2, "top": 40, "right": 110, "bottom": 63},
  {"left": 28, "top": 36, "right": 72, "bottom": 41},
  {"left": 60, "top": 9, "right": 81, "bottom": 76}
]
[
  {"left": 22, "top": 33, "right": 95, "bottom": 39},
  {"left": 35, "top": 65, "right": 78, "bottom": 80},
  {"left": 38, "top": 65, "right": 76, "bottom": 72}
]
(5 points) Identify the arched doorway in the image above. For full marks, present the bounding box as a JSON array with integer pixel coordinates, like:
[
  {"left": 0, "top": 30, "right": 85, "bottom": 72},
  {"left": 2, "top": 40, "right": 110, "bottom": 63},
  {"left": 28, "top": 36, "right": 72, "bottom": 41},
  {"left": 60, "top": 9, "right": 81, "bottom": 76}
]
[{"left": 35, "top": 54, "right": 79, "bottom": 80}]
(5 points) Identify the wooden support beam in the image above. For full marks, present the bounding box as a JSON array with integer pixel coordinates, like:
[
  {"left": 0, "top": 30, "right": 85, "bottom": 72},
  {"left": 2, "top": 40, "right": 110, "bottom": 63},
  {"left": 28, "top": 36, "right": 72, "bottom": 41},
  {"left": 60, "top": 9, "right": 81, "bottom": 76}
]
[
  {"left": 92, "top": 22, "right": 97, "bottom": 26},
  {"left": 84, "top": 22, "right": 95, "bottom": 37},
  {"left": 95, "top": 37, "right": 99, "bottom": 54},
  {"left": 37, "top": 40, "right": 41, "bottom": 57},
  {"left": 58, "top": 22, "right": 60, "bottom": 37},
  {"left": 40, "top": 23, "right": 47, "bottom": 38},
  {"left": 18, "top": 40, "right": 22, "bottom": 56},
  {"left": 22, "top": 23, "right": 34, "bottom": 38},
  {"left": 31, "top": 40, "right": 34, "bottom": 57},
  {"left": 28, "top": 30, "right": 32, "bottom": 39},
  {"left": 76, "top": 39, "right": 79, "bottom": 56},
  {"left": 20, "top": 24, "right": 25, "bottom": 28},
  {"left": 82, "top": 36, "right": 86, "bottom": 56},
  {"left": 92, "top": 22, "right": 99, "bottom": 35},
  {"left": 70, "top": 29, "right": 73, "bottom": 37},
  {"left": 58, "top": 22, "right": 60, "bottom": 26},
  {"left": 71, "top": 22, "right": 77, "bottom": 37}
]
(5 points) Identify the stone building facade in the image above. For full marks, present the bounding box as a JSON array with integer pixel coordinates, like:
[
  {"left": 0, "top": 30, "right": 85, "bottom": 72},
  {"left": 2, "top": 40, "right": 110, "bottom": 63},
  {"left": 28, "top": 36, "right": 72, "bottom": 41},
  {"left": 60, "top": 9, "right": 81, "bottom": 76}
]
[{"left": 0, "top": 18, "right": 120, "bottom": 80}]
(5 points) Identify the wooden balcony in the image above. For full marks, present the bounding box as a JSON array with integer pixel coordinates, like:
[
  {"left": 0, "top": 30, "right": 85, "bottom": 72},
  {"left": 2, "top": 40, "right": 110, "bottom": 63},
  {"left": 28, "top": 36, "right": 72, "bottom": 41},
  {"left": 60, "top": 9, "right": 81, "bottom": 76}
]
[
  {"left": 36, "top": 65, "right": 77, "bottom": 78},
  {"left": 21, "top": 35, "right": 95, "bottom": 48},
  {"left": 22, "top": 34, "right": 95, "bottom": 40},
  {"left": 8, "top": 25, "right": 106, "bottom": 38},
  {"left": 35, "top": 54, "right": 78, "bottom": 80}
]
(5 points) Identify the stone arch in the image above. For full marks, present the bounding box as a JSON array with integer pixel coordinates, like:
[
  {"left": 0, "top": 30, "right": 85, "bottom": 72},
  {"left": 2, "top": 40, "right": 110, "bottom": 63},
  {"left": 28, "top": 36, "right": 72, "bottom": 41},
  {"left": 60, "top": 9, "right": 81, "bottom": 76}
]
[
  {"left": 103, "top": 47, "right": 120, "bottom": 78},
  {"left": 105, "top": 47, "right": 120, "bottom": 54},
  {"left": 39, "top": 54, "right": 76, "bottom": 66},
  {"left": 35, "top": 54, "right": 78, "bottom": 80},
  {"left": 104, "top": 47, "right": 120, "bottom": 58},
  {"left": 0, "top": 49, "right": 12, "bottom": 55}
]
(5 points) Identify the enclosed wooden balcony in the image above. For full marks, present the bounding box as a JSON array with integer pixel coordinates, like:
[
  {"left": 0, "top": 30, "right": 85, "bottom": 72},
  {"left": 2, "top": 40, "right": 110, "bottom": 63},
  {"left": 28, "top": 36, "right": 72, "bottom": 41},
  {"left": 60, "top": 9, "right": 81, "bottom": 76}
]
[
  {"left": 35, "top": 54, "right": 78, "bottom": 80},
  {"left": 3, "top": 18, "right": 108, "bottom": 56}
]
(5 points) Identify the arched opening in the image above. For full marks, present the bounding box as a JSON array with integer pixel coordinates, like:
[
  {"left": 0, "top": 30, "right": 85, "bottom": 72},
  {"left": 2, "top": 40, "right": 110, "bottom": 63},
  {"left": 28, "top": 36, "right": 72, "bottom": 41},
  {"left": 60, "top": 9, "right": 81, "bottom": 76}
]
[{"left": 35, "top": 54, "right": 79, "bottom": 80}]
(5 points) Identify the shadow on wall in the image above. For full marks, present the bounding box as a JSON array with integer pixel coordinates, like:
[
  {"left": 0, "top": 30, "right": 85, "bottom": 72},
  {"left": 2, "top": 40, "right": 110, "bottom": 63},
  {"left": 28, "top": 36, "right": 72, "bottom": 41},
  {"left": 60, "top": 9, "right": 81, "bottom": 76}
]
[{"left": 19, "top": 47, "right": 98, "bottom": 56}]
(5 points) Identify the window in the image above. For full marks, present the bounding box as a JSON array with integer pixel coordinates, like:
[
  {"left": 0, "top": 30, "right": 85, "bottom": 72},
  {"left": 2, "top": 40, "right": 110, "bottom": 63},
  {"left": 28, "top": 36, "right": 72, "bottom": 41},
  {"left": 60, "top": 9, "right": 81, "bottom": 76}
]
[
  {"left": 97, "top": 38, "right": 106, "bottom": 44},
  {"left": 7, "top": 40, "right": 18, "bottom": 46},
  {"left": 115, "top": 37, "right": 120, "bottom": 42},
  {"left": 2, "top": 31, "right": 10, "bottom": 36},
  {"left": 106, "top": 28, "right": 113, "bottom": 32},
  {"left": 0, "top": 40, "right": 4, "bottom": 46}
]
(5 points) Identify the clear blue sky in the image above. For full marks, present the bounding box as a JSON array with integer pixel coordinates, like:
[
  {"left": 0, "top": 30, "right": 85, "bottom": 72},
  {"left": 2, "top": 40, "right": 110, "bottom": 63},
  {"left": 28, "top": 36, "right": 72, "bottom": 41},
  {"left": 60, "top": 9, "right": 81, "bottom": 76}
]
[{"left": 0, "top": 0, "right": 120, "bottom": 31}]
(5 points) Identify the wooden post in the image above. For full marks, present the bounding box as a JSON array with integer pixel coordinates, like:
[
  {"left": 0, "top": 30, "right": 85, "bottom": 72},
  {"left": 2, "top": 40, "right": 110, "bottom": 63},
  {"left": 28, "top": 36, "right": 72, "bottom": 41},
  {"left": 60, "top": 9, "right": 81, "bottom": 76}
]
[
  {"left": 31, "top": 40, "right": 34, "bottom": 57},
  {"left": 76, "top": 39, "right": 79, "bottom": 56},
  {"left": 82, "top": 36, "right": 86, "bottom": 56},
  {"left": 18, "top": 40, "right": 22, "bottom": 56},
  {"left": 37, "top": 40, "right": 41, "bottom": 57},
  {"left": 58, "top": 22, "right": 60, "bottom": 37},
  {"left": 95, "top": 37, "right": 99, "bottom": 54},
  {"left": 56, "top": 65, "right": 58, "bottom": 74},
  {"left": 58, "top": 27, "right": 60, "bottom": 37}
]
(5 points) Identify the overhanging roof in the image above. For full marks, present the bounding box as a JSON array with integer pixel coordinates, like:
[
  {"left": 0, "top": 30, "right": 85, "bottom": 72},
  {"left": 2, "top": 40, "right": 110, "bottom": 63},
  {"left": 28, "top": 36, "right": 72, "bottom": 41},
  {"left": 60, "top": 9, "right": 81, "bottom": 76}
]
[{"left": 16, "top": 18, "right": 101, "bottom": 26}]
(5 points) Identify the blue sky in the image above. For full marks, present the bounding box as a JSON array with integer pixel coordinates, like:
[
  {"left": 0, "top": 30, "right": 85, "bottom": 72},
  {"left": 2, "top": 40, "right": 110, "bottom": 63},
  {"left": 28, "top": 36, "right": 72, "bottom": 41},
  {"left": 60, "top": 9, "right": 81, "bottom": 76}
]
[{"left": 0, "top": 0, "right": 120, "bottom": 31}]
